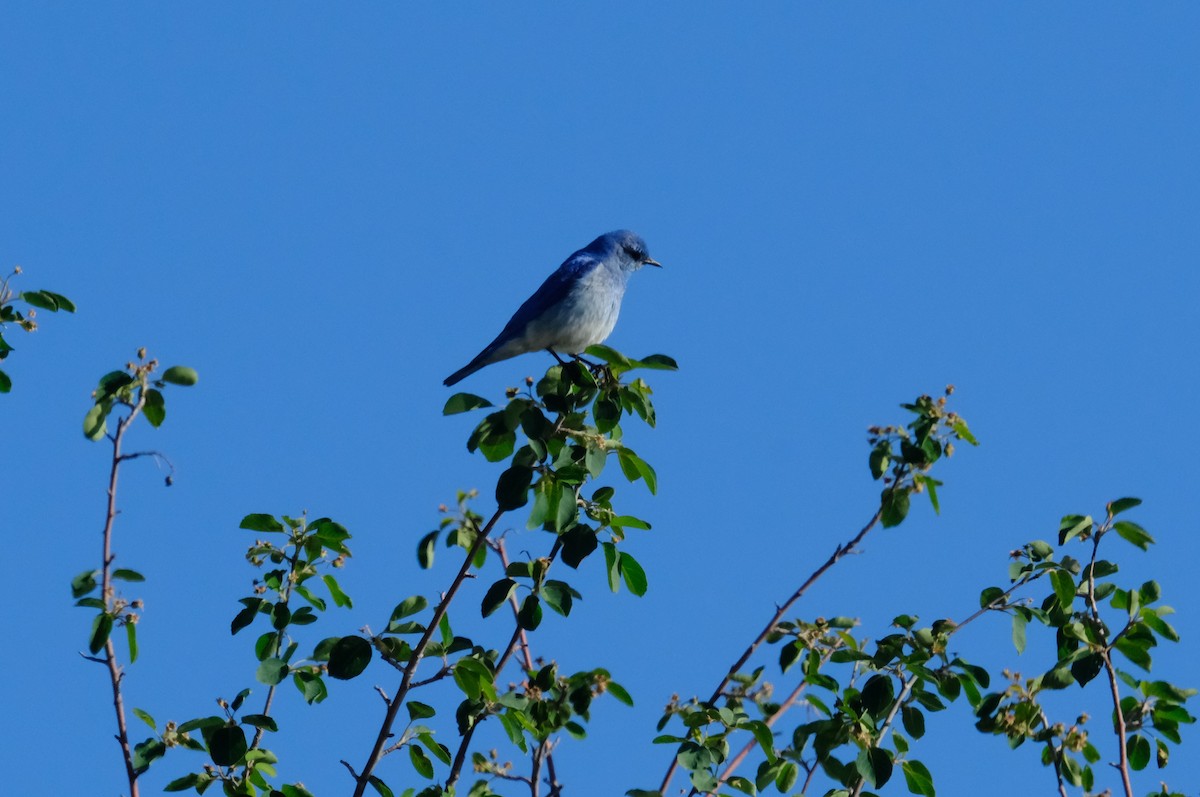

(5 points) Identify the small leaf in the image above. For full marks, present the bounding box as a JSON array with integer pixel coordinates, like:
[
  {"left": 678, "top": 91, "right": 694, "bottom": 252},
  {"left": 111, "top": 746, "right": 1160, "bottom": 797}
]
[
  {"left": 1128, "top": 734, "right": 1151, "bottom": 770},
  {"left": 390, "top": 595, "right": 428, "bottom": 623},
  {"left": 240, "top": 514, "right": 285, "bottom": 533},
  {"left": 880, "top": 487, "right": 910, "bottom": 528},
  {"left": 112, "top": 568, "right": 145, "bottom": 582},
  {"left": 619, "top": 552, "right": 648, "bottom": 597},
  {"left": 443, "top": 393, "right": 494, "bottom": 415},
  {"left": 901, "top": 760, "right": 935, "bottom": 797},
  {"left": 901, "top": 705, "right": 925, "bottom": 739},
  {"left": 322, "top": 574, "right": 353, "bottom": 608},
  {"left": 89, "top": 613, "right": 113, "bottom": 654},
  {"left": 126, "top": 622, "right": 138, "bottom": 663},
  {"left": 83, "top": 402, "right": 109, "bottom": 441},
  {"left": 143, "top": 388, "right": 166, "bottom": 427},
  {"left": 327, "top": 636, "right": 372, "bottom": 680},
  {"left": 541, "top": 580, "right": 575, "bottom": 616},
  {"left": 407, "top": 701, "right": 436, "bottom": 720},
  {"left": 481, "top": 579, "right": 517, "bottom": 617},
  {"left": 855, "top": 746, "right": 893, "bottom": 788},
  {"left": 1108, "top": 497, "right": 1142, "bottom": 516},
  {"left": 256, "top": 658, "right": 289, "bottom": 686},
  {"left": 409, "top": 744, "right": 434, "bottom": 779},
  {"left": 71, "top": 569, "right": 98, "bottom": 598},
  {"left": 240, "top": 714, "right": 278, "bottom": 732},
  {"left": 161, "top": 365, "right": 199, "bottom": 386},
  {"left": 133, "top": 708, "right": 156, "bottom": 731},
  {"left": 517, "top": 594, "right": 542, "bottom": 630},
  {"left": 208, "top": 725, "right": 248, "bottom": 767},
  {"left": 1050, "top": 569, "right": 1076, "bottom": 609},
  {"left": 1113, "top": 520, "right": 1154, "bottom": 551}
]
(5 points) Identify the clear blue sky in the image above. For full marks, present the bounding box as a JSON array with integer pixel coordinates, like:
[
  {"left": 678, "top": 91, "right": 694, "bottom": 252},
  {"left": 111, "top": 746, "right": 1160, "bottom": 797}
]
[{"left": 4, "top": 4, "right": 1198, "bottom": 796}]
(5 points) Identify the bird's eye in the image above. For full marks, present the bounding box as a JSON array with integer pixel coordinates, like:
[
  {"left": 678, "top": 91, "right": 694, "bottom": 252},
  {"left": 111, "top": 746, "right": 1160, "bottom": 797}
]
[{"left": 624, "top": 244, "right": 645, "bottom": 260}]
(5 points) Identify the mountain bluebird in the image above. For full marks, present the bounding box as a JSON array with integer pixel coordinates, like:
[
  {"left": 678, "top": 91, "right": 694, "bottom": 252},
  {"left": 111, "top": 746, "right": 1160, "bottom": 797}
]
[{"left": 444, "top": 230, "right": 661, "bottom": 386}]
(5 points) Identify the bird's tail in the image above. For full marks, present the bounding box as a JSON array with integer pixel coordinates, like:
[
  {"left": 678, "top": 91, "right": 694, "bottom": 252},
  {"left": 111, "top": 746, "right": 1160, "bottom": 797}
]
[
  {"left": 443, "top": 361, "right": 481, "bottom": 387},
  {"left": 443, "top": 346, "right": 496, "bottom": 386}
]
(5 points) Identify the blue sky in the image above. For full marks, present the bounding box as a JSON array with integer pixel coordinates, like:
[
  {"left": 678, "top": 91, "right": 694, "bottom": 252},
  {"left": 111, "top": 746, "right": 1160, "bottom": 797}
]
[{"left": 4, "top": 4, "right": 1198, "bottom": 796}]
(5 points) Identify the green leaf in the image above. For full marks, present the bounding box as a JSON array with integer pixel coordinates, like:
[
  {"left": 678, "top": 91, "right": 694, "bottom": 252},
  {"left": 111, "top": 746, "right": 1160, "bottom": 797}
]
[
  {"left": 71, "top": 569, "right": 98, "bottom": 598},
  {"left": 541, "top": 580, "right": 575, "bottom": 616},
  {"left": 902, "top": 705, "right": 926, "bottom": 739},
  {"left": 603, "top": 542, "right": 620, "bottom": 592},
  {"left": 1113, "top": 520, "right": 1154, "bottom": 550},
  {"left": 417, "top": 530, "right": 438, "bottom": 569},
  {"left": 163, "top": 774, "right": 204, "bottom": 792},
  {"left": 517, "top": 594, "right": 542, "bottom": 630},
  {"left": 861, "top": 674, "right": 895, "bottom": 718},
  {"left": 496, "top": 465, "right": 533, "bottom": 511},
  {"left": 0, "top": 368, "right": 9, "bottom": 393},
  {"left": 390, "top": 595, "right": 428, "bottom": 623},
  {"left": 619, "top": 551, "right": 648, "bottom": 597},
  {"left": 560, "top": 525, "right": 598, "bottom": 568},
  {"left": 607, "top": 680, "right": 633, "bottom": 706},
  {"left": 1108, "top": 497, "right": 1142, "bottom": 516},
  {"left": 775, "top": 761, "right": 798, "bottom": 792},
  {"left": 240, "top": 514, "right": 285, "bottom": 533},
  {"left": 1058, "top": 514, "right": 1093, "bottom": 545},
  {"left": 1071, "top": 653, "right": 1104, "bottom": 687},
  {"left": 869, "top": 442, "right": 890, "bottom": 480},
  {"left": 327, "top": 636, "right": 372, "bottom": 680},
  {"left": 409, "top": 744, "right": 434, "bottom": 779},
  {"left": 611, "top": 515, "right": 651, "bottom": 531},
  {"left": 240, "top": 714, "right": 278, "bottom": 732},
  {"left": 481, "top": 579, "right": 517, "bottom": 617},
  {"left": 1128, "top": 733, "right": 1151, "bottom": 770},
  {"left": 1012, "top": 611, "right": 1028, "bottom": 654},
  {"left": 21, "top": 290, "right": 59, "bottom": 310},
  {"left": 407, "top": 701, "right": 436, "bottom": 720},
  {"left": 584, "top": 344, "right": 634, "bottom": 372},
  {"left": 901, "top": 759, "right": 935, "bottom": 797},
  {"left": 1050, "top": 569, "right": 1076, "bottom": 609},
  {"left": 367, "top": 776, "right": 394, "bottom": 797},
  {"left": 880, "top": 487, "right": 910, "bottom": 528},
  {"left": 322, "top": 574, "right": 353, "bottom": 608},
  {"left": 112, "top": 568, "right": 145, "bottom": 582},
  {"left": 126, "top": 622, "right": 139, "bottom": 663},
  {"left": 856, "top": 746, "right": 893, "bottom": 788},
  {"left": 143, "top": 388, "right": 166, "bottom": 427},
  {"left": 633, "top": 353, "right": 678, "bottom": 370},
  {"left": 443, "top": 393, "right": 494, "bottom": 415},
  {"left": 133, "top": 707, "right": 156, "bottom": 731},
  {"left": 618, "top": 449, "right": 658, "bottom": 494},
  {"left": 208, "top": 725, "right": 248, "bottom": 766},
  {"left": 83, "top": 401, "right": 109, "bottom": 441},
  {"left": 161, "top": 365, "right": 199, "bottom": 386},
  {"left": 89, "top": 612, "right": 113, "bottom": 654},
  {"left": 256, "top": 658, "right": 289, "bottom": 685}
]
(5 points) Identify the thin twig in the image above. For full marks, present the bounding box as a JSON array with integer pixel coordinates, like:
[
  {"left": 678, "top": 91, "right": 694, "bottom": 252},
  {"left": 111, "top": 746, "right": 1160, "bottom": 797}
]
[
  {"left": 1087, "top": 529, "right": 1134, "bottom": 797},
  {"left": 100, "top": 401, "right": 146, "bottom": 797},
  {"left": 351, "top": 509, "right": 505, "bottom": 797},
  {"left": 659, "top": 502, "right": 888, "bottom": 794}
]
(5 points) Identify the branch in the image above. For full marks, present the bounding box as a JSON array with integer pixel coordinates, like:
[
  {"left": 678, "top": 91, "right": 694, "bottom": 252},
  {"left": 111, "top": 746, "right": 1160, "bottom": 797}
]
[
  {"left": 100, "top": 400, "right": 146, "bottom": 797},
  {"left": 351, "top": 508, "right": 505, "bottom": 797},
  {"left": 659, "top": 501, "right": 888, "bottom": 794},
  {"left": 1087, "top": 531, "right": 1134, "bottom": 797}
]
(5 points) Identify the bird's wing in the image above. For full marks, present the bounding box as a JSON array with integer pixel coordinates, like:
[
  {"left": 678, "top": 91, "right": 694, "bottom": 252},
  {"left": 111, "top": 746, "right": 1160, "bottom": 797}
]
[{"left": 493, "top": 254, "right": 599, "bottom": 339}]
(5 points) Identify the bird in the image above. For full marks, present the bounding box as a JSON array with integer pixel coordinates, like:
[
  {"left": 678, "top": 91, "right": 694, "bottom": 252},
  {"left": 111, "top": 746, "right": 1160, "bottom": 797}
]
[{"left": 444, "top": 230, "right": 661, "bottom": 386}]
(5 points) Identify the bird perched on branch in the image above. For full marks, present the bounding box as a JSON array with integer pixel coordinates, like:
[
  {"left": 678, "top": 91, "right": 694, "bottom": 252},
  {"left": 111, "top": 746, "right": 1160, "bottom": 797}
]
[{"left": 444, "top": 230, "right": 661, "bottom": 386}]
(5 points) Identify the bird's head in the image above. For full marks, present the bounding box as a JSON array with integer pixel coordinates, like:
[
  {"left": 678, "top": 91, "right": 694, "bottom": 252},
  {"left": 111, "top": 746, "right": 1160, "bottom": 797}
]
[{"left": 594, "top": 230, "right": 662, "bottom": 272}]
